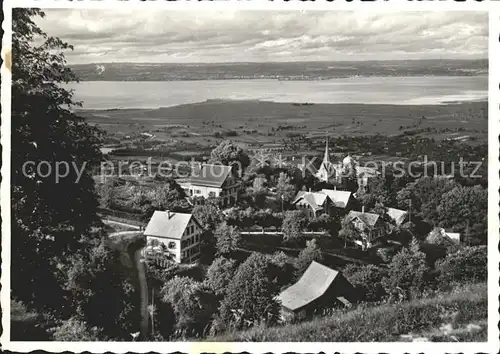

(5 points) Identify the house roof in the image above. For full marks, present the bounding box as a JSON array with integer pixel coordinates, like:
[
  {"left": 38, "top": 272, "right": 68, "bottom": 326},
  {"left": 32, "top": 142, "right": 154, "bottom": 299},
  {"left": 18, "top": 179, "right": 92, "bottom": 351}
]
[
  {"left": 357, "top": 166, "right": 379, "bottom": 177},
  {"left": 293, "top": 191, "right": 328, "bottom": 210},
  {"left": 188, "top": 164, "right": 233, "bottom": 188},
  {"left": 387, "top": 208, "right": 408, "bottom": 226},
  {"left": 346, "top": 210, "right": 380, "bottom": 228},
  {"left": 144, "top": 210, "right": 197, "bottom": 240},
  {"left": 321, "top": 189, "right": 352, "bottom": 208},
  {"left": 277, "top": 261, "right": 341, "bottom": 312}
]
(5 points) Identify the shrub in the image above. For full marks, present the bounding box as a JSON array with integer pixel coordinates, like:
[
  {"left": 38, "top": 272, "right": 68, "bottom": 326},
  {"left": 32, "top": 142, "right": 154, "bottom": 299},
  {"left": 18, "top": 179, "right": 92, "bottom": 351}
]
[
  {"left": 436, "top": 245, "right": 487, "bottom": 288},
  {"left": 294, "top": 239, "right": 323, "bottom": 278},
  {"left": 382, "top": 243, "right": 433, "bottom": 300},
  {"left": 343, "top": 264, "right": 388, "bottom": 302},
  {"left": 52, "top": 318, "right": 104, "bottom": 341}
]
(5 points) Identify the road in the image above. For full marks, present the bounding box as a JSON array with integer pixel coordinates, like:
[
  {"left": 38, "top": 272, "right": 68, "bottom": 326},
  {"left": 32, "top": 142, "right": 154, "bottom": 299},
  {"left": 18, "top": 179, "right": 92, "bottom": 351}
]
[{"left": 103, "top": 218, "right": 141, "bottom": 230}]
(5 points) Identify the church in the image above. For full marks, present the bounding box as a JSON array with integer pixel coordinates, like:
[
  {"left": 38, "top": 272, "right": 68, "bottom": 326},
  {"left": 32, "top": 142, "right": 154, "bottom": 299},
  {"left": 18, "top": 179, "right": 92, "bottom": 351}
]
[{"left": 315, "top": 137, "right": 378, "bottom": 189}]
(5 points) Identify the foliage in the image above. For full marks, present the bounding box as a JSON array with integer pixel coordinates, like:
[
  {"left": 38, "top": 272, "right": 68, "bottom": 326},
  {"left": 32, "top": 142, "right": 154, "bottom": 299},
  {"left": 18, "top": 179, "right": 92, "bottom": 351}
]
[
  {"left": 11, "top": 8, "right": 104, "bottom": 317},
  {"left": 343, "top": 264, "right": 388, "bottom": 302},
  {"left": 436, "top": 246, "right": 487, "bottom": 288},
  {"left": 219, "top": 253, "right": 281, "bottom": 331},
  {"left": 51, "top": 318, "right": 104, "bottom": 341},
  {"left": 205, "top": 257, "right": 237, "bottom": 297},
  {"left": 282, "top": 210, "right": 305, "bottom": 245},
  {"left": 338, "top": 216, "right": 359, "bottom": 247},
  {"left": 161, "top": 276, "right": 217, "bottom": 337},
  {"left": 214, "top": 222, "right": 242, "bottom": 256},
  {"left": 192, "top": 197, "right": 225, "bottom": 231},
  {"left": 209, "top": 140, "right": 250, "bottom": 173},
  {"left": 64, "top": 240, "right": 140, "bottom": 340},
  {"left": 436, "top": 185, "right": 487, "bottom": 245},
  {"left": 396, "top": 177, "right": 457, "bottom": 227},
  {"left": 213, "top": 283, "right": 487, "bottom": 342},
  {"left": 294, "top": 239, "right": 323, "bottom": 278},
  {"left": 275, "top": 172, "right": 296, "bottom": 205},
  {"left": 382, "top": 242, "right": 433, "bottom": 300}
]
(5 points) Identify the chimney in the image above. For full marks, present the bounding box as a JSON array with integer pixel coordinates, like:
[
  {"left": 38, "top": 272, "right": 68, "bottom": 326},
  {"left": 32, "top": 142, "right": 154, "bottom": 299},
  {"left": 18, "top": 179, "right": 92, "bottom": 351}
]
[
  {"left": 167, "top": 210, "right": 172, "bottom": 219},
  {"left": 309, "top": 188, "right": 312, "bottom": 193},
  {"left": 362, "top": 205, "right": 365, "bottom": 214},
  {"left": 334, "top": 185, "right": 337, "bottom": 191}
]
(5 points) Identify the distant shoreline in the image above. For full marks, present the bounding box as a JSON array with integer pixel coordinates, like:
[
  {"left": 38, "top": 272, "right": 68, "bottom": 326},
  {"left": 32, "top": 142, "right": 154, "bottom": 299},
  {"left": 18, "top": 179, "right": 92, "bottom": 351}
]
[{"left": 75, "top": 98, "right": 489, "bottom": 113}]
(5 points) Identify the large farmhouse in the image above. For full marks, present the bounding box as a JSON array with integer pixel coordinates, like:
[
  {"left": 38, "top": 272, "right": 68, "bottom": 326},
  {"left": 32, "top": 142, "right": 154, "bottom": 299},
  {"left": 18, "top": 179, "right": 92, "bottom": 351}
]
[
  {"left": 178, "top": 163, "right": 241, "bottom": 207},
  {"left": 277, "top": 261, "right": 357, "bottom": 321},
  {"left": 143, "top": 210, "right": 202, "bottom": 263}
]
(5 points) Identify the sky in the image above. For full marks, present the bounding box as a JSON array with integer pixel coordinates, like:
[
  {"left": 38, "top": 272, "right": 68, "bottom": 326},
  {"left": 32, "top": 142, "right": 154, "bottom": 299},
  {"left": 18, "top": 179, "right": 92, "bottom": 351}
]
[{"left": 35, "top": 10, "right": 488, "bottom": 64}]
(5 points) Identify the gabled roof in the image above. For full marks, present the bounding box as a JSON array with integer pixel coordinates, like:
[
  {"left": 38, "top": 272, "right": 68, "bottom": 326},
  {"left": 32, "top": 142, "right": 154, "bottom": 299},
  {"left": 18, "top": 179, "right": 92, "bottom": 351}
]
[
  {"left": 293, "top": 191, "right": 328, "bottom": 210},
  {"left": 357, "top": 166, "right": 379, "bottom": 177},
  {"left": 387, "top": 208, "right": 408, "bottom": 226},
  {"left": 188, "top": 164, "right": 233, "bottom": 188},
  {"left": 320, "top": 189, "right": 352, "bottom": 208},
  {"left": 144, "top": 210, "right": 198, "bottom": 240},
  {"left": 346, "top": 210, "right": 380, "bottom": 228},
  {"left": 277, "top": 261, "right": 340, "bottom": 312}
]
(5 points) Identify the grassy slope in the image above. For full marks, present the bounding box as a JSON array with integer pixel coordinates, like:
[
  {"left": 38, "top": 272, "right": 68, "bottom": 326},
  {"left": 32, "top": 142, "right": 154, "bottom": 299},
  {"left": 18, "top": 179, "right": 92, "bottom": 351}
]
[{"left": 209, "top": 282, "right": 487, "bottom": 342}]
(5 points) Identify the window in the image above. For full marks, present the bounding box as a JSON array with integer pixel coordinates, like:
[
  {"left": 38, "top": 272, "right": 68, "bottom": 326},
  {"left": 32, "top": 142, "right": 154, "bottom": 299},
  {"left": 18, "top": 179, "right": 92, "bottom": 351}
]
[
  {"left": 195, "top": 189, "right": 201, "bottom": 194},
  {"left": 168, "top": 241, "right": 176, "bottom": 249}
]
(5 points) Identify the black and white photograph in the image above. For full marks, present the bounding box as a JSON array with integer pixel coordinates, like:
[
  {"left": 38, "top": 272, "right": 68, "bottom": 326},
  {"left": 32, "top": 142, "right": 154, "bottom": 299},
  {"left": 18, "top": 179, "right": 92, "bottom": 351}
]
[{"left": 1, "top": 4, "right": 498, "bottom": 351}]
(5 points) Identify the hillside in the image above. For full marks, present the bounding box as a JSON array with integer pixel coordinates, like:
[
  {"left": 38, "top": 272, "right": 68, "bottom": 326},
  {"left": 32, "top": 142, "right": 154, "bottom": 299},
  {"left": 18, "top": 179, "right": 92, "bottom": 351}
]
[{"left": 209, "top": 282, "right": 487, "bottom": 342}]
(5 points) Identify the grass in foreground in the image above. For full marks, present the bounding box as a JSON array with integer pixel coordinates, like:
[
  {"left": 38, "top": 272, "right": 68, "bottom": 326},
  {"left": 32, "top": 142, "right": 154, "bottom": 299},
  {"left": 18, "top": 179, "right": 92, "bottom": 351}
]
[{"left": 209, "top": 282, "right": 487, "bottom": 342}]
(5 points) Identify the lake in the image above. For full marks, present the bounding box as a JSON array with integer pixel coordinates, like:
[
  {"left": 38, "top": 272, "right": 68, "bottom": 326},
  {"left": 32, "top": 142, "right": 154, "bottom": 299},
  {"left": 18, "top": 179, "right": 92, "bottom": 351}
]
[{"left": 67, "top": 76, "right": 488, "bottom": 110}]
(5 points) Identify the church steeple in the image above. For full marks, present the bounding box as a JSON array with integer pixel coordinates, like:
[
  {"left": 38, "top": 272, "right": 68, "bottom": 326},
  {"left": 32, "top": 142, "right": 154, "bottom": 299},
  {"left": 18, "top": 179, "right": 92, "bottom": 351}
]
[{"left": 323, "top": 135, "right": 330, "bottom": 165}]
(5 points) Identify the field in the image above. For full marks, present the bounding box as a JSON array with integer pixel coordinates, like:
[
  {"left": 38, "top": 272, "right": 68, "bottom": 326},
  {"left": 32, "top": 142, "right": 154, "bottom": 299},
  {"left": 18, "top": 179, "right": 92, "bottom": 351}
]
[
  {"left": 80, "top": 100, "right": 488, "bottom": 156},
  {"left": 209, "top": 282, "right": 487, "bottom": 342}
]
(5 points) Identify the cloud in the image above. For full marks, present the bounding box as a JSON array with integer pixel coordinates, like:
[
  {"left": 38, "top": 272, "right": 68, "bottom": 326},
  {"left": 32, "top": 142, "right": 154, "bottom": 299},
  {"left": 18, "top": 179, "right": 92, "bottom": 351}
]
[{"left": 34, "top": 10, "right": 488, "bottom": 63}]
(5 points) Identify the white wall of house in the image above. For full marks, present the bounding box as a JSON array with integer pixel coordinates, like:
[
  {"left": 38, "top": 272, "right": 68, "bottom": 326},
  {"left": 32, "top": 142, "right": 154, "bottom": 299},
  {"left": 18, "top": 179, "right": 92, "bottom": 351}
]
[
  {"left": 180, "top": 181, "right": 241, "bottom": 207},
  {"left": 145, "top": 219, "right": 202, "bottom": 264}
]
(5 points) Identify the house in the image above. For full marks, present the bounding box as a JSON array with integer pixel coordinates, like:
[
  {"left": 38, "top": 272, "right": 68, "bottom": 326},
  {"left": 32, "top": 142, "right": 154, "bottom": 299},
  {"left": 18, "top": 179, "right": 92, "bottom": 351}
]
[
  {"left": 292, "top": 190, "right": 330, "bottom": 218},
  {"left": 426, "top": 227, "right": 461, "bottom": 245},
  {"left": 178, "top": 163, "right": 241, "bottom": 207},
  {"left": 277, "top": 261, "right": 357, "bottom": 321},
  {"left": 345, "top": 207, "right": 385, "bottom": 249},
  {"left": 292, "top": 188, "right": 353, "bottom": 218},
  {"left": 386, "top": 207, "right": 409, "bottom": 227},
  {"left": 320, "top": 188, "right": 353, "bottom": 210},
  {"left": 143, "top": 210, "right": 202, "bottom": 263}
]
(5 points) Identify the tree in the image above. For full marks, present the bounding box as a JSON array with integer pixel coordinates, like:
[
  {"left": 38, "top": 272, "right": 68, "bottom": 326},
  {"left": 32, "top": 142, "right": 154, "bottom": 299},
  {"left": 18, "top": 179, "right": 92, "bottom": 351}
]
[
  {"left": 275, "top": 172, "right": 296, "bottom": 205},
  {"left": 282, "top": 210, "right": 305, "bottom": 245},
  {"left": 436, "top": 185, "right": 487, "bottom": 245},
  {"left": 149, "top": 179, "right": 189, "bottom": 212},
  {"left": 338, "top": 217, "right": 358, "bottom": 247},
  {"left": 294, "top": 239, "right": 323, "bottom": 278},
  {"left": 161, "top": 276, "right": 217, "bottom": 337},
  {"left": 396, "top": 176, "right": 457, "bottom": 227},
  {"left": 382, "top": 242, "right": 432, "bottom": 300},
  {"left": 245, "top": 175, "right": 268, "bottom": 208},
  {"left": 214, "top": 222, "right": 242, "bottom": 256},
  {"left": 209, "top": 140, "right": 250, "bottom": 173},
  {"left": 343, "top": 264, "right": 388, "bottom": 302},
  {"left": 204, "top": 257, "right": 237, "bottom": 297},
  {"left": 219, "top": 253, "right": 281, "bottom": 329},
  {"left": 11, "top": 9, "right": 103, "bottom": 316},
  {"left": 192, "top": 197, "right": 225, "bottom": 232}
]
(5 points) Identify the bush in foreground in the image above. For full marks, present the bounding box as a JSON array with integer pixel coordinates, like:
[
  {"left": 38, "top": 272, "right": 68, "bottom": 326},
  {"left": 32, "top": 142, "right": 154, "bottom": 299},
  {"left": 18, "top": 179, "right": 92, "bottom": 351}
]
[{"left": 436, "top": 245, "right": 487, "bottom": 288}]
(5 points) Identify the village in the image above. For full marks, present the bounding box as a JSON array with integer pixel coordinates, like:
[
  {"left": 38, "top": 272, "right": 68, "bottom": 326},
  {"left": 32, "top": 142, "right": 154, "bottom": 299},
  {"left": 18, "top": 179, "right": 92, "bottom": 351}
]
[{"left": 95, "top": 136, "right": 486, "bottom": 339}]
